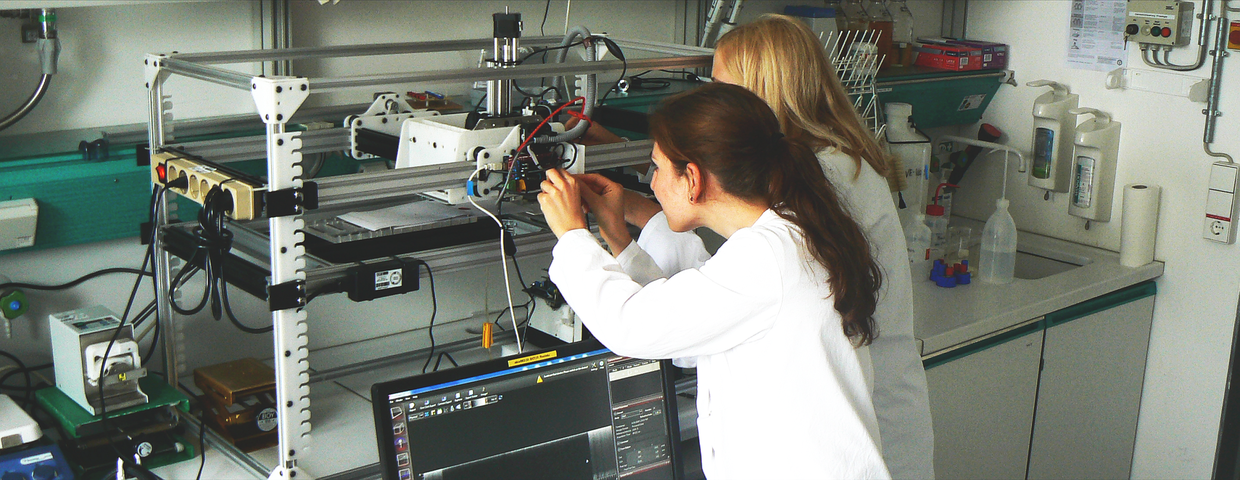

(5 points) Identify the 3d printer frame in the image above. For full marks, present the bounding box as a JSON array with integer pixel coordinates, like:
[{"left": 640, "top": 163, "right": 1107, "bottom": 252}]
[{"left": 145, "top": 34, "right": 710, "bottom": 479}]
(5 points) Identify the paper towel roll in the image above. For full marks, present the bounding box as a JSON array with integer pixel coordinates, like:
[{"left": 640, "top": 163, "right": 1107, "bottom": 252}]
[{"left": 1120, "top": 183, "right": 1161, "bottom": 268}]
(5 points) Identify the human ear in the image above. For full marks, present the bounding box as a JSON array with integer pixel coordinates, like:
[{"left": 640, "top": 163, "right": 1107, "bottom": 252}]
[{"left": 683, "top": 162, "right": 704, "bottom": 203}]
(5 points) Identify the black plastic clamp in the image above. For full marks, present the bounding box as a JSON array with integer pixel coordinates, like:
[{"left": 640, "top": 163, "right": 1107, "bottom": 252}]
[
  {"left": 267, "top": 280, "right": 306, "bottom": 311},
  {"left": 266, "top": 182, "right": 318, "bottom": 217}
]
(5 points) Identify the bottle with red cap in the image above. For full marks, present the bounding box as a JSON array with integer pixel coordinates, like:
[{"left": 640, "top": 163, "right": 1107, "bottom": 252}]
[{"left": 926, "top": 183, "right": 958, "bottom": 251}]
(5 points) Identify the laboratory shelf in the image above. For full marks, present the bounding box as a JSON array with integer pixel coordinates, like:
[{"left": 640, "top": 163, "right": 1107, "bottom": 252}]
[
  {"left": 874, "top": 66, "right": 1009, "bottom": 129},
  {"left": 141, "top": 35, "right": 711, "bottom": 479}
]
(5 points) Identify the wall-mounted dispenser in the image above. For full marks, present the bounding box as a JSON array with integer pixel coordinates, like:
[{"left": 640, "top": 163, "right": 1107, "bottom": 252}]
[
  {"left": 1028, "top": 80, "right": 1078, "bottom": 192},
  {"left": 885, "top": 102, "right": 931, "bottom": 223},
  {"left": 1068, "top": 108, "right": 1121, "bottom": 222}
]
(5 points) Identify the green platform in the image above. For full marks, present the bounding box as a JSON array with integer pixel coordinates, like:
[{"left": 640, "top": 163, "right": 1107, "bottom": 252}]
[
  {"left": 35, "top": 376, "right": 190, "bottom": 439},
  {"left": 35, "top": 377, "right": 197, "bottom": 473}
]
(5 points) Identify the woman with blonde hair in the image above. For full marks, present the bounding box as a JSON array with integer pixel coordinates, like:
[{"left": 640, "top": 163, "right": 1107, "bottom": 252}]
[{"left": 618, "top": 14, "right": 935, "bottom": 479}]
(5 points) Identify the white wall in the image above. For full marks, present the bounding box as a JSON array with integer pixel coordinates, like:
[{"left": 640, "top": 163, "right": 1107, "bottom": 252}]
[
  {"left": 956, "top": 2, "right": 1240, "bottom": 477},
  {"left": 0, "top": 1, "right": 262, "bottom": 138}
]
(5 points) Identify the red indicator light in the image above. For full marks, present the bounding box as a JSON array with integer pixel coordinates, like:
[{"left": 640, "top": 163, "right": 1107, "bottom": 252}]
[{"left": 156, "top": 164, "right": 167, "bottom": 183}]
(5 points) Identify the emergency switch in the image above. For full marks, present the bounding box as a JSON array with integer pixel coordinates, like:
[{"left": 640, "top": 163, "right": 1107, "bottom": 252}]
[{"left": 1229, "top": 21, "right": 1240, "bottom": 50}]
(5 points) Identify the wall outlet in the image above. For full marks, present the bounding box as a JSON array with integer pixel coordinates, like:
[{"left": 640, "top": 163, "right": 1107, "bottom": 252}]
[{"left": 1204, "top": 161, "right": 1239, "bottom": 244}]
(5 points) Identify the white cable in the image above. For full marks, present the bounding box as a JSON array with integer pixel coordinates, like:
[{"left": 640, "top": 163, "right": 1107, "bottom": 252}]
[{"left": 467, "top": 167, "right": 524, "bottom": 353}]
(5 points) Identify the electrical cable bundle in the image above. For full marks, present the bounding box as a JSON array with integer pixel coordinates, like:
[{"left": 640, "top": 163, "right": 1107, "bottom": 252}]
[{"left": 170, "top": 186, "right": 271, "bottom": 334}]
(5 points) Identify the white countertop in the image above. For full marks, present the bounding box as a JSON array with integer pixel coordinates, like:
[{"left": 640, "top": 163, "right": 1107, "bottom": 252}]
[{"left": 913, "top": 218, "right": 1164, "bottom": 356}]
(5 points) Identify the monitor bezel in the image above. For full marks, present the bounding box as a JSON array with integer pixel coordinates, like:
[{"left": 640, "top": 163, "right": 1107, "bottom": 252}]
[{"left": 371, "top": 339, "right": 683, "bottom": 480}]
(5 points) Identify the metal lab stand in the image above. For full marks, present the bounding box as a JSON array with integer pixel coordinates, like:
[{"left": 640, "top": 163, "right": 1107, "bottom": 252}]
[{"left": 145, "top": 37, "right": 711, "bottom": 479}]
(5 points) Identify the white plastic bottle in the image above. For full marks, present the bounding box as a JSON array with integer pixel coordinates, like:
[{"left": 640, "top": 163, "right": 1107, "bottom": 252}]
[
  {"left": 904, "top": 213, "right": 933, "bottom": 280},
  {"left": 979, "top": 198, "right": 1017, "bottom": 284}
]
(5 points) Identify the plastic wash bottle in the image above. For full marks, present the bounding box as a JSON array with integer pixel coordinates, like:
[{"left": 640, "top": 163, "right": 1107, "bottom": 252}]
[{"left": 978, "top": 198, "right": 1017, "bottom": 284}]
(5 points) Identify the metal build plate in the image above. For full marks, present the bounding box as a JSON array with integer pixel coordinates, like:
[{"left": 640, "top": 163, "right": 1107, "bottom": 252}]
[{"left": 194, "top": 358, "right": 275, "bottom": 407}]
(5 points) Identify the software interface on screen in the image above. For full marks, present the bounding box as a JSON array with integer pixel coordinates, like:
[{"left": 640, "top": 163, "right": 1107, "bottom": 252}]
[{"left": 382, "top": 348, "right": 676, "bottom": 480}]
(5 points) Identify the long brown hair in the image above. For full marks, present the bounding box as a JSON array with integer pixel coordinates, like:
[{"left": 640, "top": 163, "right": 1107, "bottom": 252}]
[
  {"left": 650, "top": 83, "right": 880, "bottom": 345},
  {"left": 715, "top": 14, "right": 889, "bottom": 178}
]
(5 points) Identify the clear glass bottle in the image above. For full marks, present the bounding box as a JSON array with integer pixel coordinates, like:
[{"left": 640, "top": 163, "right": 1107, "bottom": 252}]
[
  {"left": 889, "top": 0, "right": 915, "bottom": 67},
  {"left": 864, "top": 0, "right": 894, "bottom": 69}
]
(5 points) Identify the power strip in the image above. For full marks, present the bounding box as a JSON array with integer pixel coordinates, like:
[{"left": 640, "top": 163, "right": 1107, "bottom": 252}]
[{"left": 150, "top": 151, "right": 265, "bottom": 220}]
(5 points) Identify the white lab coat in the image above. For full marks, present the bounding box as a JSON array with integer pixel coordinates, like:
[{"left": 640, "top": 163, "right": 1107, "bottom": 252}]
[
  {"left": 627, "top": 148, "right": 936, "bottom": 479},
  {"left": 548, "top": 210, "right": 890, "bottom": 480}
]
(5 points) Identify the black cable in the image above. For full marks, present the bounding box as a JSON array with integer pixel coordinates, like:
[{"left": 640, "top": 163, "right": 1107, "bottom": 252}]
[
  {"left": 596, "top": 37, "right": 626, "bottom": 106},
  {"left": 418, "top": 262, "right": 439, "bottom": 375},
  {"left": 0, "top": 363, "right": 51, "bottom": 393},
  {"left": 169, "top": 265, "right": 209, "bottom": 315},
  {"left": 220, "top": 280, "right": 272, "bottom": 334},
  {"left": 517, "top": 40, "right": 587, "bottom": 65},
  {"left": 0, "top": 351, "right": 33, "bottom": 403},
  {"left": 195, "top": 408, "right": 207, "bottom": 480},
  {"left": 433, "top": 352, "right": 459, "bottom": 372},
  {"left": 0, "top": 267, "right": 151, "bottom": 291},
  {"left": 119, "top": 189, "right": 161, "bottom": 324},
  {"left": 540, "top": 0, "right": 552, "bottom": 35}
]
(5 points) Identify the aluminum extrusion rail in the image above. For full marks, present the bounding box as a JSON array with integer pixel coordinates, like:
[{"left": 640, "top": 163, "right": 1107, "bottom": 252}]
[
  {"left": 171, "top": 36, "right": 565, "bottom": 64},
  {"left": 167, "top": 127, "right": 350, "bottom": 163},
  {"left": 160, "top": 57, "right": 252, "bottom": 90},
  {"left": 310, "top": 56, "right": 711, "bottom": 93}
]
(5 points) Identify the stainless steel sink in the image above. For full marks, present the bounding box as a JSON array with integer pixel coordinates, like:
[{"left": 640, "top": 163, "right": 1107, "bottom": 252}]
[{"left": 1013, "top": 243, "right": 1092, "bottom": 280}]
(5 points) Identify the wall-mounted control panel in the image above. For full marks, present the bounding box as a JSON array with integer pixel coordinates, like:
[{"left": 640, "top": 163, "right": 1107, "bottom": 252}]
[
  {"left": 1125, "top": 0, "right": 1194, "bottom": 46},
  {"left": 1204, "top": 161, "right": 1240, "bottom": 244}
]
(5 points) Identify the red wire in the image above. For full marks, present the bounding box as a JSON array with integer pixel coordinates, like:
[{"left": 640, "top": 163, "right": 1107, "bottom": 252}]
[{"left": 512, "top": 96, "right": 590, "bottom": 164}]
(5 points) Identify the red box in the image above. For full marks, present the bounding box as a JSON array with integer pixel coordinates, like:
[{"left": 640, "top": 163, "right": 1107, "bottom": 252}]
[
  {"left": 946, "top": 39, "right": 1008, "bottom": 70},
  {"left": 914, "top": 42, "right": 982, "bottom": 71}
]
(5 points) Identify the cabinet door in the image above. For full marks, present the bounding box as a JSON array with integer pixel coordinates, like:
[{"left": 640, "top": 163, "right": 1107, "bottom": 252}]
[
  {"left": 926, "top": 328, "right": 1044, "bottom": 480},
  {"left": 1027, "top": 296, "right": 1156, "bottom": 479}
]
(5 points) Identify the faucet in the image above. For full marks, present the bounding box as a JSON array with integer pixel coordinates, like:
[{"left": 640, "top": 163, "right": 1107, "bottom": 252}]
[{"left": 936, "top": 135, "right": 1027, "bottom": 200}]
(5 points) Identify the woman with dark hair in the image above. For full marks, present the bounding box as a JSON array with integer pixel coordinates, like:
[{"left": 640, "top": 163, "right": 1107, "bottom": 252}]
[{"left": 538, "top": 83, "right": 889, "bottom": 479}]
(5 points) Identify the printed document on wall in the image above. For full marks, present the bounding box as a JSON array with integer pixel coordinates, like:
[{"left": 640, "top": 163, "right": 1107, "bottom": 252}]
[{"left": 1066, "top": 0, "right": 1128, "bottom": 71}]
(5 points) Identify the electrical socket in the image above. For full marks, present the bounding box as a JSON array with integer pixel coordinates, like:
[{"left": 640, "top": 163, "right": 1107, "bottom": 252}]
[{"left": 150, "top": 151, "right": 264, "bottom": 220}]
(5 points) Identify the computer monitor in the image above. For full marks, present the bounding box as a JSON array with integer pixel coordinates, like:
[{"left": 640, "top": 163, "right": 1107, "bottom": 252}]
[{"left": 372, "top": 340, "right": 683, "bottom": 480}]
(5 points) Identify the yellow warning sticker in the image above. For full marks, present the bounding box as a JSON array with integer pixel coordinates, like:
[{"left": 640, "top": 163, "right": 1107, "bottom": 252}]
[
  {"left": 536, "top": 376, "right": 543, "bottom": 383},
  {"left": 508, "top": 350, "right": 556, "bottom": 367}
]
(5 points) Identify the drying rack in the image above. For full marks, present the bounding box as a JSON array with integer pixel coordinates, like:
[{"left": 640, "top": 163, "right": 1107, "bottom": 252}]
[{"left": 824, "top": 29, "right": 888, "bottom": 137}]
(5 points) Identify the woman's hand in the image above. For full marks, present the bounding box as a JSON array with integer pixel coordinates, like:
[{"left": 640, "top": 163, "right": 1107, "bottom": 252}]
[
  {"left": 538, "top": 168, "right": 589, "bottom": 238},
  {"left": 564, "top": 117, "right": 626, "bottom": 146},
  {"left": 623, "top": 190, "right": 663, "bottom": 229},
  {"left": 577, "top": 174, "right": 632, "bottom": 255}
]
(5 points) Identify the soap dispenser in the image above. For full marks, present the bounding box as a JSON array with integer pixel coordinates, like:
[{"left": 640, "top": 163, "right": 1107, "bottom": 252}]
[
  {"left": 1068, "top": 108, "right": 1121, "bottom": 222},
  {"left": 1027, "top": 80, "right": 1078, "bottom": 192},
  {"left": 978, "top": 198, "right": 1017, "bottom": 284}
]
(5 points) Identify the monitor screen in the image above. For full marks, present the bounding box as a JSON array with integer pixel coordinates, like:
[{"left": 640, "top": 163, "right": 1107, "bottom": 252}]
[{"left": 372, "top": 341, "right": 682, "bottom": 480}]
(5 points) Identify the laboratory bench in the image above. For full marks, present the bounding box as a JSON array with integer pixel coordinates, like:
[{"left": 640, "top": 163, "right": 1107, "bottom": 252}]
[
  {"left": 913, "top": 217, "right": 1164, "bottom": 358},
  {"left": 914, "top": 217, "right": 1164, "bottom": 480},
  {"left": 148, "top": 331, "right": 707, "bottom": 480}
]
